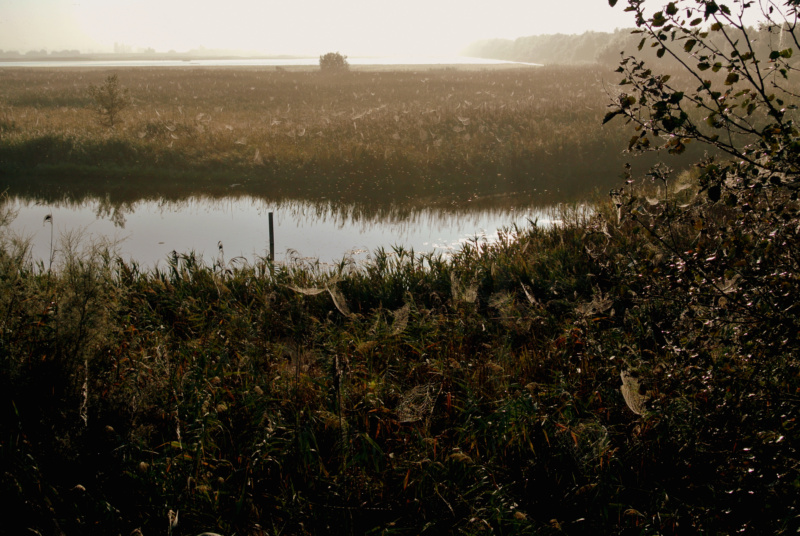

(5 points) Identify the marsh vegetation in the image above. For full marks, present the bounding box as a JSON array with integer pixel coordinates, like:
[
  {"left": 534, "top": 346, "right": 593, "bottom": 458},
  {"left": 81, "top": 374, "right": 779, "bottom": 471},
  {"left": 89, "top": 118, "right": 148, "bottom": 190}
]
[
  {"left": 0, "top": 64, "right": 706, "bottom": 264},
  {"left": 0, "top": 65, "right": 702, "bottom": 206},
  {"left": 2, "top": 6, "right": 800, "bottom": 532}
]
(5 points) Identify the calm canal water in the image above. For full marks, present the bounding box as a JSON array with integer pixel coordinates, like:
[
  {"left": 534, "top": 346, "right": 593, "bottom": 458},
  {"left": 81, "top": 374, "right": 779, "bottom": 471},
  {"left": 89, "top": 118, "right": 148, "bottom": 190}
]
[{"left": 4, "top": 195, "right": 554, "bottom": 269}]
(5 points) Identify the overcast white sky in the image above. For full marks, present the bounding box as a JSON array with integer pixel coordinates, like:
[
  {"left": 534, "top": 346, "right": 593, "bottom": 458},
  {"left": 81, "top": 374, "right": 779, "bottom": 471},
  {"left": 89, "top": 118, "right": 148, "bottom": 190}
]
[{"left": 0, "top": 0, "right": 644, "bottom": 55}]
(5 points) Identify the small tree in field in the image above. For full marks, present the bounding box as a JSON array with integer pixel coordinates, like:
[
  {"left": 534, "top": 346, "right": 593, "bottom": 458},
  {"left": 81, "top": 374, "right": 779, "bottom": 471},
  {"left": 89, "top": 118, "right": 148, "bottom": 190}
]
[
  {"left": 87, "top": 74, "right": 130, "bottom": 127},
  {"left": 319, "top": 52, "right": 349, "bottom": 72}
]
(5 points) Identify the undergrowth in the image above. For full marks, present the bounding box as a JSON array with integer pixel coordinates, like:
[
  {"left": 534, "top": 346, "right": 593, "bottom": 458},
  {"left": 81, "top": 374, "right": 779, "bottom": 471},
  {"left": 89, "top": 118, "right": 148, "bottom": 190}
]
[{"left": 1, "top": 175, "right": 798, "bottom": 535}]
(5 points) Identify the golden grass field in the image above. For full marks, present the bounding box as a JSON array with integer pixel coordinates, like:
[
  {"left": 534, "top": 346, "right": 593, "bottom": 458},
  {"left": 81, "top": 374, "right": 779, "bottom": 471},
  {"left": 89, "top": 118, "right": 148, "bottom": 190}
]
[{"left": 0, "top": 65, "right": 704, "bottom": 205}]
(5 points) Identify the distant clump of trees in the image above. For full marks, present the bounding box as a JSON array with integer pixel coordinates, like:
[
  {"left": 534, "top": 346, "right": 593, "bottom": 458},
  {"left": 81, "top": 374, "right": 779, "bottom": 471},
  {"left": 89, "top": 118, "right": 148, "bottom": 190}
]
[
  {"left": 319, "top": 52, "right": 349, "bottom": 72},
  {"left": 463, "top": 25, "right": 800, "bottom": 66},
  {"left": 463, "top": 31, "right": 625, "bottom": 64}
]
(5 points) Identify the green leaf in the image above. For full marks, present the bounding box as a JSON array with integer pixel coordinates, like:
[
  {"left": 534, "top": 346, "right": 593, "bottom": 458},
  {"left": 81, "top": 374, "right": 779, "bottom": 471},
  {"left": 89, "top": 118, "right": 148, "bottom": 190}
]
[
  {"left": 666, "top": 2, "right": 678, "bottom": 15},
  {"left": 684, "top": 39, "right": 697, "bottom": 52},
  {"left": 698, "top": 62, "right": 711, "bottom": 71},
  {"left": 725, "top": 72, "right": 740, "bottom": 85},
  {"left": 657, "top": 47, "right": 666, "bottom": 58},
  {"left": 609, "top": 0, "right": 618, "bottom": 6},
  {"left": 780, "top": 48, "right": 793, "bottom": 58}
]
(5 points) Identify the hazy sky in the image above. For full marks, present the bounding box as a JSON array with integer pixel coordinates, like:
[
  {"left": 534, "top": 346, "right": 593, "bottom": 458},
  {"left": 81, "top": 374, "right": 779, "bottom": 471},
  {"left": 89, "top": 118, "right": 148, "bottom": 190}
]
[{"left": 0, "top": 0, "right": 641, "bottom": 55}]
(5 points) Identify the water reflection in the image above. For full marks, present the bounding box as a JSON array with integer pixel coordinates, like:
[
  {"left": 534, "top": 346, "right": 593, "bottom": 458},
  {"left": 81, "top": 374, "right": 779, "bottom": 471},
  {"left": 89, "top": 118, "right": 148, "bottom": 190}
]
[{"left": 4, "top": 194, "right": 557, "bottom": 268}]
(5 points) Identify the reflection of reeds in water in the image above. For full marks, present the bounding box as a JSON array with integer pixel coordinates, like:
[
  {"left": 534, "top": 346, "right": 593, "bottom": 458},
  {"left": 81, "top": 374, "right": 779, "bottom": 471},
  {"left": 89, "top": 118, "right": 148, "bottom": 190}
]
[
  {"left": 9, "top": 191, "right": 551, "bottom": 232},
  {"left": 7, "top": 186, "right": 549, "bottom": 228},
  {"left": 6, "top": 191, "right": 582, "bottom": 270}
]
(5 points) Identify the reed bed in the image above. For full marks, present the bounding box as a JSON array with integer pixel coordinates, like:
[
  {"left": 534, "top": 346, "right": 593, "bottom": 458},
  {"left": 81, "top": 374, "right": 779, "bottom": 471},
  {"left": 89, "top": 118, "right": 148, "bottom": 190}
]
[
  {"left": 1, "top": 185, "right": 798, "bottom": 535},
  {"left": 0, "top": 66, "right": 702, "bottom": 204}
]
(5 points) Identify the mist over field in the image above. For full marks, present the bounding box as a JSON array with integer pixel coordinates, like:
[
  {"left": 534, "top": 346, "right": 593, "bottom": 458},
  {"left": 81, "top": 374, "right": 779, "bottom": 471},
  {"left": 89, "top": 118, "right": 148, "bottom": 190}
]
[{"left": 0, "top": 0, "right": 636, "bottom": 56}]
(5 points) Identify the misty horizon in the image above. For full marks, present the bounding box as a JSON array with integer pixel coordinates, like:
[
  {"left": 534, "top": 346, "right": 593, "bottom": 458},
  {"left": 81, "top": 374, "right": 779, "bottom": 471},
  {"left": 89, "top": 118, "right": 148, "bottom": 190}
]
[{"left": 1, "top": 0, "right": 642, "bottom": 58}]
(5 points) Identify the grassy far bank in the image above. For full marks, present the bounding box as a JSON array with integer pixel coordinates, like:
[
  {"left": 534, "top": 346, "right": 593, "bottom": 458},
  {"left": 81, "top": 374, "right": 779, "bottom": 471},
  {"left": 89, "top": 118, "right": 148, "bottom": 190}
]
[
  {"left": 0, "top": 66, "right": 705, "bottom": 205},
  {"left": 1, "top": 165, "right": 799, "bottom": 535}
]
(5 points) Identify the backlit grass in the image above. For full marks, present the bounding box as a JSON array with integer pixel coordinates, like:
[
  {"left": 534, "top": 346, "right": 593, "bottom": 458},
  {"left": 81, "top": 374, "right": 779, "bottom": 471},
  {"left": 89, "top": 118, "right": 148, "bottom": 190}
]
[
  {"left": 1, "top": 186, "right": 798, "bottom": 535},
  {"left": 0, "top": 66, "right": 703, "bottom": 204}
]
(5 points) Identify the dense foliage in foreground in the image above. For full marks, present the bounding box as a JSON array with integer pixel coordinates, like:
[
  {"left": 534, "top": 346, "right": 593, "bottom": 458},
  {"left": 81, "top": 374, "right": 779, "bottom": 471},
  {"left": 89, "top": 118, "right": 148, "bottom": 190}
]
[{"left": 1, "top": 170, "right": 798, "bottom": 534}]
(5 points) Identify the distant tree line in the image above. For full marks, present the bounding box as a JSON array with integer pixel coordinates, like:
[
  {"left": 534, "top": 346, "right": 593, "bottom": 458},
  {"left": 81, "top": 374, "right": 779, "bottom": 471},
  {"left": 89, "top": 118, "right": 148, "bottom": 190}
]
[
  {"left": 462, "top": 25, "right": 800, "bottom": 66},
  {"left": 463, "top": 31, "right": 625, "bottom": 65},
  {"left": 0, "top": 49, "right": 81, "bottom": 58}
]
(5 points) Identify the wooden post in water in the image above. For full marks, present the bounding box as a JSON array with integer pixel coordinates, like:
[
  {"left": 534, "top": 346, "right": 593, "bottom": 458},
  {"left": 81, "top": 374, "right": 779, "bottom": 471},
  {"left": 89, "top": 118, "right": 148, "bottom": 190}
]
[{"left": 268, "top": 212, "right": 275, "bottom": 262}]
